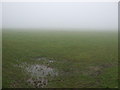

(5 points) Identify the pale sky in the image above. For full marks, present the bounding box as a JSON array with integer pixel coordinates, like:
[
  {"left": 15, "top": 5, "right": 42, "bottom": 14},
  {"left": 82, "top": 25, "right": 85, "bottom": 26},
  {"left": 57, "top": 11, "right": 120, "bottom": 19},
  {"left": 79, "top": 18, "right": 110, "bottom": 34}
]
[
  {"left": 2, "top": 2, "right": 118, "bottom": 30},
  {"left": 0, "top": 3, "right": 2, "bottom": 29}
]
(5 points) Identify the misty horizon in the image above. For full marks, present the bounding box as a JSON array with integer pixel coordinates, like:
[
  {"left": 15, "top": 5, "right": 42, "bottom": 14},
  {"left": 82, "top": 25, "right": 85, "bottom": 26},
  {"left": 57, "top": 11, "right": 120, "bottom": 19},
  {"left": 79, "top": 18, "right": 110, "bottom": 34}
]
[{"left": 2, "top": 2, "right": 118, "bottom": 31}]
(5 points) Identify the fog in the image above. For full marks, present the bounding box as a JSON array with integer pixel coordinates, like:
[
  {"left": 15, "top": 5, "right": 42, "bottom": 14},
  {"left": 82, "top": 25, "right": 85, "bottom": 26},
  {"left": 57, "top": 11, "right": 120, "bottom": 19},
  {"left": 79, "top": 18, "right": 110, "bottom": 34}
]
[
  {"left": 2, "top": 2, "right": 118, "bottom": 31},
  {"left": 0, "top": 3, "right": 2, "bottom": 29}
]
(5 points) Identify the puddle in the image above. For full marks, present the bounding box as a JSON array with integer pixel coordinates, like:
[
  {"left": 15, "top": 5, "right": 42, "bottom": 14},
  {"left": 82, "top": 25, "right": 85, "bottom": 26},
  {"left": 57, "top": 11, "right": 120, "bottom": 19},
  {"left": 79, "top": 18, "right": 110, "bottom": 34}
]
[
  {"left": 15, "top": 57, "right": 58, "bottom": 88},
  {"left": 25, "top": 64, "right": 58, "bottom": 77}
]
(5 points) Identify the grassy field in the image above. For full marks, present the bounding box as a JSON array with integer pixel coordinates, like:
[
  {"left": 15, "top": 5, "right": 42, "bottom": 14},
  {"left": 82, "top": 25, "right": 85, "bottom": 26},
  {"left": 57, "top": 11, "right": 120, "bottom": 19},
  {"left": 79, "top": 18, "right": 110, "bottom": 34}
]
[
  {"left": 2, "top": 29, "right": 118, "bottom": 88},
  {"left": 0, "top": 29, "right": 2, "bottom": 89}
]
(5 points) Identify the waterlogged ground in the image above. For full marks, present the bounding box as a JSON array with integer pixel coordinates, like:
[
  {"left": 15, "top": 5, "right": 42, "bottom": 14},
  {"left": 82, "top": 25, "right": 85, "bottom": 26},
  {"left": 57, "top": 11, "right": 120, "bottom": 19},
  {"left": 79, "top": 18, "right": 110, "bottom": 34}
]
[
  {"left": 15, "top": 57, "right": 58, "bottom": 88},
  {"left": 3, "top": 30, "right": 118, "bottom": 88}
]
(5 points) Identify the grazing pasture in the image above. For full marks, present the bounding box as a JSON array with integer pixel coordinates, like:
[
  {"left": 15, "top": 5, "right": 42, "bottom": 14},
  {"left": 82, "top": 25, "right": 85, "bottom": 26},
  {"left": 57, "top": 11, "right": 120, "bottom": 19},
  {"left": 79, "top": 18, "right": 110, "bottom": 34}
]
[{"left": 2, "top": 30, "right": 118, "bottom": 88}]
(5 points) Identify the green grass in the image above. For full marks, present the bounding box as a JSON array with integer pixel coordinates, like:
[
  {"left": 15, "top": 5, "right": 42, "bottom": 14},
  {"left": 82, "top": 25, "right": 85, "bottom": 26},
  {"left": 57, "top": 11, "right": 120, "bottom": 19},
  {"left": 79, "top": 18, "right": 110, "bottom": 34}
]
[
  {"left": 2, "top": 29, "right": 118, "bottom": 88},
  {"left": 0, "top": 29, "right": 2, "bottom": 89}
]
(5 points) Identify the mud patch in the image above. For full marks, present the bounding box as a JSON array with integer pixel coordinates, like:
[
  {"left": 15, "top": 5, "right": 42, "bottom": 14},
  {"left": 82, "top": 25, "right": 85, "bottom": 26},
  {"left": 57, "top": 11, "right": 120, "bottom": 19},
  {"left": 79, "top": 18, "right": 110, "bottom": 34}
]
[
  {"left": 83, "top": 63, "right": 116, "bottom": 77},
  {"left": 27, "top": 77, "right": 48, "bottom": 88},
  {"left": 16, "top": 61, "right": 58, "bottom": 88}
]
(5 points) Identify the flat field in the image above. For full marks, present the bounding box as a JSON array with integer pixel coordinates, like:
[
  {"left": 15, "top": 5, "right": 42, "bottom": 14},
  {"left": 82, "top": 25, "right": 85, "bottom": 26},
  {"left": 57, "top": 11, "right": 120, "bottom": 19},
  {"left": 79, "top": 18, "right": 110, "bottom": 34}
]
[{"left": 2, "top": 30, "right": 118, "bottom": 88}]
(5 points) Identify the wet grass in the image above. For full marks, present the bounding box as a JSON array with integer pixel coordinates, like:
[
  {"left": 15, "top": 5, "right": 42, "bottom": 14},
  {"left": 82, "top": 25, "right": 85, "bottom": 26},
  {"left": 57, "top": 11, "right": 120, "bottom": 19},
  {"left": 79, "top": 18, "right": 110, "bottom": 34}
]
[
  {"left": 2, "top": 29, "right": 118, "bottom": 88},
  {"left": 0, "top": 29, "right": 2, "bottom": 89}
]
